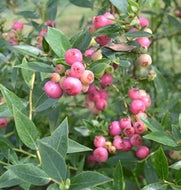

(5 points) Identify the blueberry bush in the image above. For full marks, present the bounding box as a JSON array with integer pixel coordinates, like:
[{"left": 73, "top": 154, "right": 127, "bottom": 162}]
[{"left": 0, "top": 0, "right": 181, "bottom": 189}]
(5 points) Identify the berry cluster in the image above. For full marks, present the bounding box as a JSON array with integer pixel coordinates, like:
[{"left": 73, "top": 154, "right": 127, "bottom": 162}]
[
  {"left": 2, "top": 21, "right": 24, "bottom": 45},
  {"left": 44, "top": 48, "right": 94, "bottom": 99},
  {"left": 89, "top": 12, "right": 115, "bottom": 46},
  {"left": 87, "top": 88, "right": 151, "bottom": 163}
]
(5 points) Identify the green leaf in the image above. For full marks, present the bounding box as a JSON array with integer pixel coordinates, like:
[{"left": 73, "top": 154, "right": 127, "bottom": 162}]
[
  {"left": 0, "top": 84, "right": 26, "bottom": 114},
  {"left": 46, "top": 27, "right": 71, "bottom": 58},
  {"left": 125, "top": 31, "right": 152, "bottom": 38},
  {"left": 35, "top": 98, "right": 58, "bottom": 112},
  {"left": 109, "top": 0, "right": 128, "bottom": 13},
  {"left": 0, "top": 52, "right": 8, "bottom": 63},
  {"left": 15, "top": 61, "right": 54, "bottom": 73},
  {"left": 46, "top": 0, "right": 59, "bottom": 20},
  {"left": 170, "top": 161, "right": 181, "bottom": 170},
  {"left": 69, "top": 0, "right": 93, "bottom": 8},
  {"left": 16, "top": 11, "right": 39, "bottom": 19},
  {"left": 0, "top": 103, "right": 11, "bottom": 118},
  {"left": 113, "top": 162, "right": 125, "bottom": 190},
  {"left": 167, "top": 15, "right": 181, "bottom": 29},
  {"left": 13, "top": 106, "right": 39, "bottom": 150},
  {"left": 119, "top": 60, "right": 131, "bottom": 68},
  {"left": 67, "top": 139, "right": 92, "bottom": 153},
  {"left": 47, "top": 183, "right": 59, "bottom": 190},
  {"left": 142, "top": 183, "right": 168, "bottom": 190},
  {"left": 8, "top": 164, "right": 50, "bottom": 186},
  {"left": 144, "top": 130, "right": 177, "bottom": 147},
  {"left": 144, "top": 162, "right": 158, "bottom": 184},
  {"left": 179, "top": 113, "right": 181, "bottom": 129},
  {"left": 37, "top": 140, "right": 67, "bottom": 182},
  {"left": 154, "top": 147, "right": 169, "bottom": 179},
  {"left": 69, "top": 171, "right": 112, "bottom": 190}
]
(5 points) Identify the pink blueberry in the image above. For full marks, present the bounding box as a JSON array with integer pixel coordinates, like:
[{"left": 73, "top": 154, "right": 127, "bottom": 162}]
[
  {"left": 50, "top": 73, "right": 61, "bottom": 83},
  {"left": 130, "top": 134, "right": 142, "bottom": 146},
  {"left": 93, "top": 147, "right": 108, "bottom": 162},
  {"left": 133, "top": 121, "right": 146, "bottom": 134},
  {"left": 12, "top": 21, "right": 24, "bottom": 32},
  {"left": 0, "top": 118, "right": 8, "bottom": 129},
  {"left": 113, "top": 137, "right": 123, "bottom": 150},
  {"left": 55, "top": 64, "right": 65, "bottom": 74},
  {"left": 80, "top": 70, "right": 94, "bottom": 85},
  {"left": 95, "top": 98, "right": 107, "bottom": 111},
  {"left": 121, "top": 139, "right": 132, "bottom": 152},
  {"left": 103, "top": 12, "right": 115, "bottom": 25},
  {"left": 87, "top": 154, "right": 96, "bottom": 164},
  {"left": 123, "top": 126, "right": 135, "bottom": 137},
  {"left": 130, "top": 99, "right": 146, "bottom": 114},
  {"left": 44, "top": 81, "right": 63, "bottom": 99},
  {"left": 109, "top": 121, "right": 122, "bottom": 136},
  {"left": 70, "top": 62, "right": 85, "bottom": 78},
  {"left": 137, "top": 37, "right": 151, "bottom": 48},
  {"left": 62, "top": 77, "right": 82, "bottom": 96},
  {"left": 138, "top": 54, "right": 152, "bottom": 67},
  {"left": 39, "top": 29, "right": 47, "bottom": 37},
  {"left": 94, "top": 136, "right": 106, "bottom": 148},
  {"left": 95, "top": 35, "right": 111, "bottom": 46},
  {"left": 99, "top": 89, "right": 109, "bottom": 100},
  {"left": 65, "top": 48, "right": 83, "bottom": 65},
  {"left": 128, "top": 88, "right": 142, "bottom": 100},
  {"left": 141, "top": 95, "right": 151, "bottom": 108},
  {"left": 119, "top": 117, "right": 132, "bottom": 128},
  {"left": 138, "top": 17, "right": 149, "bottom": 27},
  {"left": 136, "top": 146, "right": 149, "bottom": 158},
  {"left": 100, "top": 73, "right": 113, "bottom": 88}
]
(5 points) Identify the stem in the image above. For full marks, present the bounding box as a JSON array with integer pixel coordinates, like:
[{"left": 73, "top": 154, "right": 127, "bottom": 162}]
[
  {"left": 29, "top": 72, "right": 36, "bottom": 120},
  {"left": 13, "top": 148, "right": 36, "bottom": 158},
  {"left": 0, "top": 160, "right": 10, "bottom": 166},
  {"left": 36, "top": 149, "right": 42, "bottom": 165},
  {"left": 3, "top": 131, "right": 15, "bottom": 138},
  {"left": 133, "top": 171, "right": 141, "bottom": 190}
]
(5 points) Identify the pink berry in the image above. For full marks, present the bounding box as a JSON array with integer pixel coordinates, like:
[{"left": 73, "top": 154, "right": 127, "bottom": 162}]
[
  {"left": 94, "top": 136, "right": 106, "bottom": 148},
  {"left": 103, "top": 12, "right": 115, "bottom": 25},
  {"left": 44, "top": 81, "right": 63, "bottom": 99},
  {"left": 85, "top": 49, "right": 95, "bottom": 58},
  {"left": 137, "top": 37, "right": 151, "bottom": 48},
  {"left": 63, "top": 77, "right": 82, "bottom": 96},
  {"left": 133, "top": 121, "right": 146, "bottom": 134},
  {"left": 50, "top": 73, "right": 61, "bottom": 83},
  {"left": 135, "top": 112, "right": 147, "bottom": 122},
  {"left": 89, "top": 24, "right": 96, "bottom": 34},
  {"left": 55, "top": 64, "right": 65, "bottom": 74},
  {"left": 40, "top": 29, "right": 47, "bottom": 37},
  {"left": 0, "top": 118, "right": 8, "bottom": 129},
  {"left": 130, "top": 134, "right": 142, "bottom": 146},
  {"left": 121, "top": 139, "right": 132, "bottom": 152},
  {"left": 87, "top": 84, "right": 97, "bottom": 93},
  {"left": 100, "top": 73, "right": 113, "bottom": 88},
  {"left": 138, "top": 17, "right": 149, "bottom": 27},
  {"left": 45, "top": 20, "right": 56, "bottom": 27},
  {"left": 123, "top": 126, "right": 135, "bottom": 137},
  {"left": 70, "top": 62, "right": 85, "bottom": 78},
  {"left": 88, "top": 90, "right": 100, "bottom": 102},
  {"left": 138, "top": 54, "right": 152, "bottom": 67},
  {"left": 113, "top": 137, "right": 123, "bottom": 150},
  {"left": 95, "top": 35, "right": 111, "bottom": 46},
  {"left": 93, "top": 147, "right": 108, "bottom": 162},
  {"left": 95, "top": 98, "right": 107, "bottom": 111},
  {"left": 130, "top": 100, "right": 146, "bottom": 114},
  {"left": 94, "top": 15, "right": 109, "bottom": 29},
  {"left": 80, "top": 70, "right": 94, "bottom": 85},
  {"left": 65, "top": 48, "right": 83, "bottom": 65},
  {"left": 119, "top": 117, "right": 132, "bottom": 128},
  {"left": 141, "top": 95, "right": 151, "bottom": 108},
  {"left": 12, "top": 21, "right": 24, "bottom": 32},
  {"left": 99, "top": 89, "right": 109, "bottom": 100},
  {"left": 129, "top": 27, "right": 138, "bottom": 32},
  {"left": 128, "top": 88, "right": 142, "bottom": 100},
  {"left": 90, "top": 50, "right": 102, "bottom": 61},
  {"left": 109, "top": 121, "right": 122, "bottom": 136},
  {"left": 136, "top": 146, "right": 149, "bottom": 158},
  {"left": 9, "top": 39, "right": 18, "bottom": 45},
  {"left": 87, "top": 154, "right": 96, "bottom": 164}
]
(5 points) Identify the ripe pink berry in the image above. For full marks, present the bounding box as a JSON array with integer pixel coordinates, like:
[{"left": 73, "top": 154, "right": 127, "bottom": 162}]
[
  {"left": 95, "top": 35, "right": 111, "bottom": 46},
  {"left": 129, "top": 27, "right": 138, "bottom": 32},
  {"left": 65, "top": 48, "right": 83, "bottom": 65},
  {"left": 138, "top": 54, "right": 152, "bottom": 67},
  {"left": 100, "top": 73, "right": 113, "bottom": 88},
  {"left": 99, "top": 89, "right": 109, "bottom": 100},
  {"left": 62, "top": 77, "right": 82, "bottom": 96},
  {"left": 121, "top": 139, "right": 132, "bottom": 152},
  {"left": 113, "top": 137, "right": 123, "bottom": 150},
  {"left": 87, "top": 84, "right": 97, "bottom": 93},
  {"left": 109, "top": 121, "right": 122, "bottom": 136},
  {"left": 87, "top": 154, "right": 96, "bottom": 164},
  {"left": 80, "top": 70, "right": 94, "bottom": 85},
  {"left": 103, "top": 12, "right": 115, "bottom": 25},
  {"left": 133, "top": 121, "right": 146, "bottom": 134},
  {"left": 93, "top": 147, "right": 108, "bottom": 162},
  {"left": 136, "top": 146, "right": 149, "bottom": 158},
  {"left": 39, "top": 29, "right": 47, "bottom": 37},
  {"left": 84, "top": 49, "right": 95, "bottom": 58},
  {"left": 141, "top": 95, "right": 151, "bottom": 108},
  {"left": 44, "top": 81, "right": 63, "bottom": 99},
  {"left": 12, "top": 21, "right": 24, "bottom": 32},
  {"left": 95, "top": 98, "right": 107, "bottom": 111},
  {"left": 94, "top": 15, "right": 109, "bottom": 29},
  {"left": 70, "top": 62, "right": 85, "bottom": 78},
  {"left": 119, "top": 117, "right": 132, "bottom": 128},
  {"left": 128, "top": 88, "right": 142, "bottom": 100},
  {"left": 135, "top": 112, "right": 147, "bottom": 122},
  {"left": 88, "top": 90, "right": 100, "bottom": 102},
  {"left": 0, "top": 118, "right": 8, "bottom": 129},
  {"left": 130, "top": 99, "right": 146, "bottom": 114},
  {"left": 130, "top": 134, "right": 142, "bottom": 146},
  {"left": 94, "top": 136, "right": 106, "bottom": 148},
  {"left": 137, "top": 37, "right": 151, "bottom": 48},
  {"left": 138, "top": 17, "right": 149, "bottom": 27},
  {"left": 123, "top": 126, "right": 135, "bottom": 137}
]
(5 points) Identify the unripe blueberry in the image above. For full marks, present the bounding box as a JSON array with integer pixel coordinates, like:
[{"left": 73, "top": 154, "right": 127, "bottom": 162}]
[
  {"left": 109, "top": 121, "right": 122, "bottom": 136},
  {"left": 90, "top": 49, "right": 103, "bottom": 61},
  {"left": 65, "top": 69, "right": 71, "bottom": 77},
  {"left": 100, "top": 73, "right": 113, "bottom": 88},
  {"left": 82, "top": 84, "right": 89, "bottom": 93},
  {"left": 0, "top": 118, "right": 8, "bottom": 129},
  {"left": 55, "top": 64, "right": 65, "bottom": 74},
  {"left": 44, "top": 81, "right": 63, "bottom": 99},
  {"left": 70, "top": 62, "right": 85, "bottom": 78},
  {"left": 130, "top": 100, "right": 146, "bottom": 114},
  {"left": 95, "top": 98, "right": 107, "bottom": 111},
  {"left": 93, "top": 147, "right": 108, "bottom": 162},
  {"left": 119, "top": 117, "right": 132, "bottom": 128},
  {"left": 80, "top": 70, "right": 94, "bottom": 85},
  {"left": 94, "top": 136, "right": 106, "bottom": 148},
  {"left": 9, "top": 39, "right": 18, "bottom": 45},
  {"left": 59, "top": 76, "right": 66, "bottom": 89},
  {"left": 90, "top": 107, "right": 99, "bottom": 115},
  {"left": 129, "top": 27, "right": 138, "bottom": 32},
  {"left": 108, "top": 145, "right": 116, "bottom": 154},
  {"left": 87, "top": 154, "right": 96, "bottom": 164},
  {"left": 137, "top": 37, "right": 150, "bottom": 48},
  {"left": 133, "top": 121, "right": 146, "bottom": 134},
  {"left": 95, "top": 35, "right": 111, "bottom": 46},
  {"left": 65, "top": 48, "right": 83, "bottom": 65},
  {"left": 12, "top": 21, "right": 24, "bottom": 32},
  {"left": 128, "top": 88, "right": 142, "bottom": 100},
  {"left": 169, "top": 150, "right": 181, "bottom": 160},
  {"left": 123, "top": 126, "right": 135, "bottom": 137},
  {"left": 104, "top": 141, "right": 112, "bottom": 149},
  {"left": 113, "top": 137, "right": 123, "bottom": 150},
  {"left": 138, "top": 54, "right": 152, "bottom": 67},
  {"left": 63, "top": 77, "right": 82, "bottom": 96},
  {"left": 136, "top": 146, "right": 149, "bottom": 158},
  {"left": 130, "top": 134, "right": 142, "bottom": 146},
  {"left": 144, "top": 27, "right": 152, "bottom": 34},
  {"left": 85, "top": 97, "right": 95, "bottom": 109},
  {"left": 138, "top": 17, "right": 149, "bottom": 27},
  {"left": 50, "top": 73, "right": 61, "bottom": 83}
]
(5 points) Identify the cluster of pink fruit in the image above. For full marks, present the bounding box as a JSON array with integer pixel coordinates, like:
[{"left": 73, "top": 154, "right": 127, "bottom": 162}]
[
  {"left": 87, "top": 88, "right": 151, "bottom": 163},
  {"left": 89, "top": 12, "right": 115, "bottom": 46},
  {"left": 2, "top": 21, "right": 24, "bottom": 45},
  {"left": 44, "top": 48, "right": 94, "bottom": 98},
  {"left": 85, "top": 73, "right": 113, "bottom": 114}
]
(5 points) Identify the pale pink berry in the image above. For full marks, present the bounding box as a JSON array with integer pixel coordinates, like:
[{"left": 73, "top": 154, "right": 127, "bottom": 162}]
[
  {"left": 59, "top": 76, "right": 66, "bottom": 89},
  {"left": 90, "top": 107, "right": 100, "bottom": 115},
  {"left": 138, "top": 17, "right": 149, "bottom": 27},
  {"left": 50, "top": 73, "right": 61, "bottom": 83},
  {"left": 93, "top": 147, "right": 108, "bottom": 162},
  {"left": 90, "top": 50, "right": 102, "bottom": 61},
  {"left": 70, "top": 62, "right": 85, "bottom": 78},
  {"left": 129, "top": 27, "right": 138, "bottom": 32},
  {"left": 133, "top": 121, "right": 146, "bottom": 134},
  {"left": 103, "top": 12, "right": 115, "bottom": 25},
  {"left": 44, "top": 81, "right": 63, "bottom": 99},
  {"left": 123, "top": 126, "right": 135, "bottom": 137},
  {"left": 85, "top": 97, "right": 95, "bottom": 109},
  {"left": 130, "top": 100, "right": 146, "bottom": 114},
  {"left": 100, "top": 73, "right": 113, "bottom": 88},
  {"left": 65, "top": 69, "right": 71, "bottom": 77},
  {"left": 84, "top": 49, "right": 95, "bottom": 58},
  {"left": 141, "top": 95, "right": 151, "bottom": 108},
  {"left": 45, "top": 20, "right": 56, "bottom": 27},
  {"left": 12, "top": 21, "right": 24, "bottom": 32},
  {"left": 94, "top": 15, "right": 109, "bottom": 29},
  {"left": 130, "top": 134, "right": 142, "bottom": 146},
  {"left": 135, "top": 112, "right": 147, "bottom": 122},
  {"left": 40, "top": 29, "right": 47, "bottom": 37},
  {"left": 136, "top": 146, "right": 149, "bottom": 158},
  {"left": 138, "top": 54, "right": 152, "bottom": 67},
  {"left": 119, "top": 117, "right": 132, "bottom": 129},
  {"left": 128, "top": 88, "right": 142, "bottom": 100},
  {"left": 137, "top": 37, "right": 150, "bottom": 48},
  {"left": 95, "top": 98, "right": 107, "bottom": 111},
  {"left": 55, "top": 64, "right": 65, "bottom": 74},
  {"left": 87, "top": 154, "right": 96, "bottom": 164},
  {"left": 80, "top": 70, "right": 94, "bottom": 85},
  {"left": 82, "top": 84, "right": 89, "bottom": 93},
  {"left": 63, "top": 77, "right": 82, "bottom": 96},
  {"left": 0, "top": 118, "right": 8, "bottom": 129},
  {"left": 94, "top": 136, "right": 106, "bottom": 148},
  {"left": 9, "top": 39, "right": 18, "bottom": 45},
  {"left": 65, "top": 48, "right": 83, "bottom": 65},
  {"left": 113, "top": 137, "right": 123, "bottom": 150},
  {"left": 95, "top": 35, "right": 111, "bottom": 46},
  {"left": 109, "top": 121, "right": 122, "bottom": 136}
]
